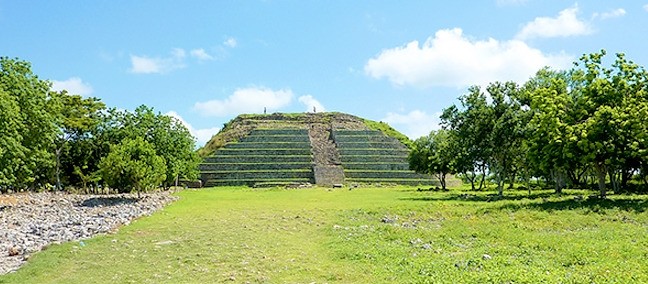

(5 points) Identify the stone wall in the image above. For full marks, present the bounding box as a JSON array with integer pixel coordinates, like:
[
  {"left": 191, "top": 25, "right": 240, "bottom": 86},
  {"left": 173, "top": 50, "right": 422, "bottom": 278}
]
[{"left": 313, "top": 165, "right": 345, "bottom": 186}]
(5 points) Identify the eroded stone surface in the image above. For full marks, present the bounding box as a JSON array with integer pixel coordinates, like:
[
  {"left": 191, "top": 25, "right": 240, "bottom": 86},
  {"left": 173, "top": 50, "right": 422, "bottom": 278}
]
[{"left": 0, "top": 192, "right": 178, "bottom": 275}]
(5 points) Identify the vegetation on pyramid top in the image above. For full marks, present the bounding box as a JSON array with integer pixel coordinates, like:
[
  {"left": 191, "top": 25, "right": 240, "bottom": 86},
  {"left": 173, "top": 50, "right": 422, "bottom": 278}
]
[{"left": 197, "top": 112, "right": 412, "bottom": 157}]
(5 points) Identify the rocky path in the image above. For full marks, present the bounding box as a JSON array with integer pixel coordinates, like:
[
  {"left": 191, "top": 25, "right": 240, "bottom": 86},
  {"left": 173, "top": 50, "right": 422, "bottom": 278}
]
[
  {"left": 308, "top": 123, "right": 341, "bottom": 166},
  {"left": 0, "top": 191, "right": 178, "bottom": 275}
]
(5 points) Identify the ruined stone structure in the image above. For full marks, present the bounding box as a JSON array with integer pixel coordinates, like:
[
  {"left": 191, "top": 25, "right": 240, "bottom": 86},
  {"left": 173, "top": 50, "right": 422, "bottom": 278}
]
[{"left": 199, "top": 113, "right": 443, "bottom": 187}]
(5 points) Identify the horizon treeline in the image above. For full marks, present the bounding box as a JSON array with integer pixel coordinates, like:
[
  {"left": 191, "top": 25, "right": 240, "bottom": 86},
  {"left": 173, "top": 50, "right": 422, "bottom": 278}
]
[
  {"left": 410, "top": 50, "right": 648, "bottom": 197},
  {"left": 0, "top": 57, "right": 200, "bottom": 194}
]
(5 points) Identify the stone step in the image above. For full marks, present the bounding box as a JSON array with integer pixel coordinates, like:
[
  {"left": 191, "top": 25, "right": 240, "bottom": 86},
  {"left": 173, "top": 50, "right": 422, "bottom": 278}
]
[
  {"left": 344, "top": 178, "right": 439, "bottom": 186},
  {"left": 225, "top": 142, "right": 312, "bottom": 149},
  {"left": 250, "top": 129, "right": 309, "bottom": 136},
  {"left": 340, "top": 155, "right": 407, "bottom": 163},
  {"left": 334, "top": 135, "right": 398, "bottom": 143},
  {"left": 338, "top": 148, "right": 409, "bottom": 156},
  {"left": 335, "top": 141, "right": 406, "bottom": 149},
  {"left": 203, "top": 155, "right": 312, "bottom": 164},
  {"left": 215, "top": 148, "right": 313, "bottom": 156},
  {"left": 344, "top": 170, "right": 432, "bottom": 179},
  {"left": 199, "top": 162, "right": 313, "bottom": 171},
  {"left": 342, "top": 162, "right": 410, "bottom": 171},
  {"left": 240, "top": 135, "right": 310, "bottom": 143},
  {"left": 204, "top": 178, "right": 313, "bottom": 187},
  {"left": 201, "top": 170, "right": 313, "bottom": 180}
]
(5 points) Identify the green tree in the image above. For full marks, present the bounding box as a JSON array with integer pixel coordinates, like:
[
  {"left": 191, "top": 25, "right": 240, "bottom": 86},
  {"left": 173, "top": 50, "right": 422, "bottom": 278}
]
[
  {"left": 570, "top": 51, "right": 648, "bottom": 196},
  {"left": 120, "top": 106, "right": 200, "bottom": 187},
  {"left": 525, "top": 68, "right": 578, "bottom": 193},
  {"left": 486, "top": 81, "right": 525, "bottom": 196},
  {"left": 51, "top": 91, "right": 105, "bottom": 190},
  {"left": 99, "top": 137, "right": 166, "bottom": 197},
  {"left": 0, "top": 89, "right": 24, "bottom": 190},
  {"left": 0, "top": 57, "right": 58, "bottom": 189},
  {"left": 441, "top": 86, "right": 492, "bottom": 190},
  {"left": 409, "top": 129, "right": 455, "bottom": 189}
]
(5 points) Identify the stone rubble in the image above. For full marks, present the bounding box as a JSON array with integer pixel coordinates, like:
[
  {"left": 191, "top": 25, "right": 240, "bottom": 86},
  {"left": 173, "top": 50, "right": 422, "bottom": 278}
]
[{"left": 0, "top": 191, "right": 178, "bottom": 275}]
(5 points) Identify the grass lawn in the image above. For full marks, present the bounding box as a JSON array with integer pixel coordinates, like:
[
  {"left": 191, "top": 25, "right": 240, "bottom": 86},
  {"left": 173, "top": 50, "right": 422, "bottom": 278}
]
[{"left": 1, "top": 186, "right": 647, "bottom": 283}]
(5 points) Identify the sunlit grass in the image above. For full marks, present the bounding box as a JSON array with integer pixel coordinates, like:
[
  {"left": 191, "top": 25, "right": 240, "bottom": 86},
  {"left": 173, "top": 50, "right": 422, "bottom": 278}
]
[{"left": 1, "top": 187, "right": 647, "bottom": 283}]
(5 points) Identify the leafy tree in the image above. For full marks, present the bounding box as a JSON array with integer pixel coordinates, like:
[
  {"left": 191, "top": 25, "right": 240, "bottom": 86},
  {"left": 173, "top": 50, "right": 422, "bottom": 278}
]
[
  {"left": 0, "top": 57, "right": 58, "bottom": 189},
  {"left": 441, "top": 86, "right": 492, "bottom": 190},
  {"left": 486, "top": 81, "right": 525, "bottom": 196},
  {"left": 525, "top": 68, "right": 577, "bottom": 193},
  {"left": 409, "top": 129, "right": 455, "bottom": 189},
  {"left": 99, "top": 137, "right": 166, "bottom": 197},
  {"left": 0, "top": 89, "right": 24, "bottom": 190},
  {"left": 118, "top": 106, "right": 200, "bottom": 188},
  {"left": 570, "top": 51, "right": 648, "bottom": 196},
  {"left": 51, "top": 91, "right": 105, "bottom": 190}
]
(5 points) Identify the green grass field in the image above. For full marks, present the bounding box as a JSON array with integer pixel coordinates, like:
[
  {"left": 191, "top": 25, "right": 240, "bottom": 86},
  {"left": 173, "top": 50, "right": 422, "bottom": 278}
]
[{"left": 2, "top": 187, "right": 647, "bottom": 283}]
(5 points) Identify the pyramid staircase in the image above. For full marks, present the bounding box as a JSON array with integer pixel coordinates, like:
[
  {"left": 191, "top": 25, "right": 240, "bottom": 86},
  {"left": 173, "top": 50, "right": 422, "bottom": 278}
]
[
  {"left": 199, "top": 125, "right": 440, "bottom": 187},
  {"left": 333, "top": 130, "right": 437, "bottom": 186},
  {"left": 200, "top": 129, "right": 314, "bottom": 187}
]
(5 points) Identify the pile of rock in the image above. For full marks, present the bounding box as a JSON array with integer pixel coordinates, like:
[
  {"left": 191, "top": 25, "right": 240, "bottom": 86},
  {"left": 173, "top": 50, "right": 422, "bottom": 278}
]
[{"left": 0, "top": 191, "right": 178, "bottom": 275}]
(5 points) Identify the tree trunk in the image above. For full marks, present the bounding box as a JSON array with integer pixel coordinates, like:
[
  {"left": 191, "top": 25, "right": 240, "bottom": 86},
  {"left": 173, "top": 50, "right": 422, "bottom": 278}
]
[
  {"left": 439, "top": 173, "right": 447, "bottom": 190},
  {"left": 507, "top": 170, "right": 516, "bottom": 189},
  {"left": 496, "top": 172, "right": 504, "bottom": 197},
  {"left": 576, "top": 167, "right": 588, "bottom": 188},
  {"left": 463, "top": 171, "right": 476, "bottom": 191},
  {"left": 478, "top": 166, "right": 486, "bottom": 191},
  {"left": 620, "top": 167, "right": 631, "bottom": 190},
  {"left": 608, "top": 169, "right": 618, "bottom": 194},
  {"left": 551, "top": 169, "right": 564, "bottom": 194},
  {"left": 594, "top": 163, "right": 607, "bottom": 198}
]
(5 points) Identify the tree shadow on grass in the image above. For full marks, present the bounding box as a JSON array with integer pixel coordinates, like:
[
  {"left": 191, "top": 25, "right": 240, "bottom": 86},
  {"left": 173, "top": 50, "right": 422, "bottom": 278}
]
[
  {"left": 403, "top": 191, "right": 555, "bottom": 203},
  {"left": 497, "top": 197, "right": 648, "bottom": 213},
  {"left": 403, "top": 191, "right": 648, "bottom": 213},
  {"left": 79, "top": 196, "right": 139, "bottom": 208}
]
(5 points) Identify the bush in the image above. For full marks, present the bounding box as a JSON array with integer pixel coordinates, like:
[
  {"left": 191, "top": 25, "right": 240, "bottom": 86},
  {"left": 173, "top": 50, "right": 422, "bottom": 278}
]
[{"left": 99, "top": 137, "right": 166, "bottom": 197}]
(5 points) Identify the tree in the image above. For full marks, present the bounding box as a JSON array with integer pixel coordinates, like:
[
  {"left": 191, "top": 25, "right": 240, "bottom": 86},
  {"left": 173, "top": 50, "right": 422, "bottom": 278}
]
[
  {"left": 525, "top": 68, "right": 577, "bottom": 193},
  {"left": 441, "top": 86, "right": 493, "bottom": 190},
  {"left": 99, "top": 137, "right": 166, "bottom": 197},
  {"left": 0, "top": 89, "right": 24, "bottom": 190},
  {"left": 570, "top": 51, "right": 648, "bottom": 196},
  {"left": 409, "top": 129, "right": 455, "bottom": 189},
  {"left": 0, "top": 57, "right": 58, "bottom": 189},
  {"left": 51, "top": 91, "right": 105, "bottom": 190},
  {"left": 118, "top": 106, "right": 200, "bottom": 188},
  {"left": 486, "top": 81, "right": 525, "bottom": 196}
]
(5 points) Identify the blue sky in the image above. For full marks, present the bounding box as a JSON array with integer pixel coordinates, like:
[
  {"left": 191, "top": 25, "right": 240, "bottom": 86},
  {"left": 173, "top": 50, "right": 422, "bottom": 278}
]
[{"left": 2, "top": 1, "right": 647, "bottom": 146}]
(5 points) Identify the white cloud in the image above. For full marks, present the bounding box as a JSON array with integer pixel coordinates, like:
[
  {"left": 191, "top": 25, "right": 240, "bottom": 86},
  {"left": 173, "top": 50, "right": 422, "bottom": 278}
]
[
  {"left": 224, "top": 37, "right": 237, "bottom": 48},
  {"left": 382, "top": 110, "right": 441, "bottom": 139},
  {"left": 190, "top": 48, "right": 214, "bottom": 61},
  {"left": 298, "top": 95, "right": 325, "bottom": 112},
  {"left": 516, "top": 5, "right": 592, "bottom": 40},
  {"left": 165, "top": 111, "right": 220, "bottom": 147},
  {"left": 129, "top": 48, "right": 186, "bottom": 74},
  {"left": 644, "top": 4, "right": 648, "bottom": 12},
  {"left": 592, "top": 8, "right": 626, "bottom": 20},
  {"left": 365, "top": 28, "right": 572, "bottom": 88},
  {"left": 193, "top": 87, "right": 294, "bottom": 117},
  {"left": 51, "top": 77, "right": 94, "bottom": 96}
]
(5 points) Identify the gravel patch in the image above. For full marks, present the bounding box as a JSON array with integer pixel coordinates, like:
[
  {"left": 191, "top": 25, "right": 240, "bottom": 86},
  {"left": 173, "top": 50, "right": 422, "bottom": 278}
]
[{"left": 0, "top": 191, "right": 178, "bottom": 275}]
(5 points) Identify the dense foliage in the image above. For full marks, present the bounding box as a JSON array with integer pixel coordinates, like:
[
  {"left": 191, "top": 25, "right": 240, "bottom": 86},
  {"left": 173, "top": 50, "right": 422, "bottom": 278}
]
[
  {"left": 99, "top": 137, "right": 167, "bottom": 197},
  {"left": 0, "top": 57, "right": 199, "bottom": 194},
  {"left": 410, "top": 51, "right": 648, "bottom": 196}
]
